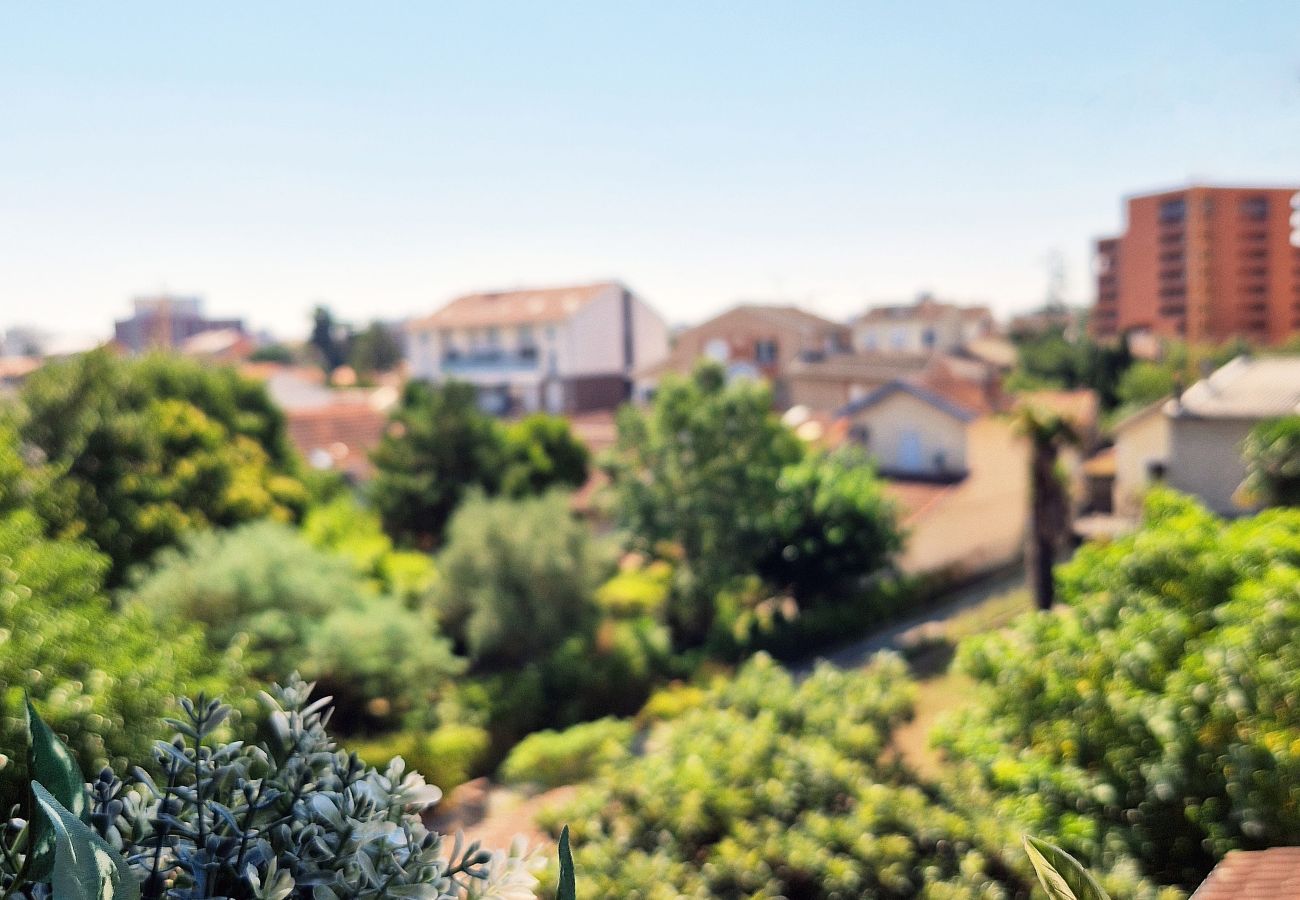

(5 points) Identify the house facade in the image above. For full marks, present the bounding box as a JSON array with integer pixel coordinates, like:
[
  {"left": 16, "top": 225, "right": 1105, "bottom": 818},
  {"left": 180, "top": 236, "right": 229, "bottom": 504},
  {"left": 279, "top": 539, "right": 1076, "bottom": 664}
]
[
  {"left": 836, "top": 381, "right": 977, "bottom": 480},
  {"left": 851, "top": 294, "right": 994, "bottom": 355},
  {"left": 1110, "top": 355, "right": 1300, "bottom": 515},
  {"left": 406, "top": 281, "right": 669, "bottom": 415},
  {"left": 632, "top": 304, "right": 849, "bottom": 407}
]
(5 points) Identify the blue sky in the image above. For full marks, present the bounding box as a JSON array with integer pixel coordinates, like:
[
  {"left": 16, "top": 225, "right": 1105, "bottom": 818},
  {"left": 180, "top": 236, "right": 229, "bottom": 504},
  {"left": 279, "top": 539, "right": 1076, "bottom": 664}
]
[{"left": 2, "top": 2, "right": 1297, "bottom": 338}]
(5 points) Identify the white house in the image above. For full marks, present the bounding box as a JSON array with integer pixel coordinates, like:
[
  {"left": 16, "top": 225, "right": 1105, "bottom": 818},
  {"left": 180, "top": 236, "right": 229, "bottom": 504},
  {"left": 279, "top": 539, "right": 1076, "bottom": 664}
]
[
  {"left": 405, "top": 281, "right": 669, "bottom": 415},
  {"left": 851, "top": 294, "right": 994, "bottom": 355},
  {"left": 1111, "top": 355, "right": 1300, "bottom": 516},
  {"left": 836, "top": 380, "right": 978, "bottom": 480}
]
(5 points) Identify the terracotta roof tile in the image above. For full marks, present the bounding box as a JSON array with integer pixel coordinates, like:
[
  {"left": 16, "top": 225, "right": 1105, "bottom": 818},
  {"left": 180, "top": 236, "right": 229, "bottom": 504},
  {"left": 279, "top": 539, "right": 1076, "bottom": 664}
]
[
  {"left": 1193, "top": 848, "right": 1300, "bottom": 900},
  {"left": 285, "top": 403, "right": 387, "bottom": 480},
  {"left": 410, "top": 282, "right": 620, "bottom": 331}
]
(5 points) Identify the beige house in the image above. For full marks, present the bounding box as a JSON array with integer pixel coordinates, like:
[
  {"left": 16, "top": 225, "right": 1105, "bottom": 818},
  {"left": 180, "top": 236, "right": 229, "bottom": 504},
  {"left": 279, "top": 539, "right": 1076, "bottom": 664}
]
[
  {"left": 837, "top": 381, "right": 977, "bottom": 480},
  {"left": 633, "top": 304, "right": 848, "bottom": 407},
  {"left": 1111, "top": 402, "right": 1170, "bottom": 516},
  {"left": 406, "top": 281, "right": 668, "bottom": 414},
  {"left": 1110, "top": 355, "right": 1300, "bottom": 516},
  {"left": 851, "top": 294, "right": 994, "bottom": 354}
]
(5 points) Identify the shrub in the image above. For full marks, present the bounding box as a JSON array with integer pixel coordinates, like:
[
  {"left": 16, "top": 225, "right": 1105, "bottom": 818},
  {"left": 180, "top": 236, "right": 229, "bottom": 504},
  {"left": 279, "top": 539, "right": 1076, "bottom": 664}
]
[
  {"left": 936, "top": 490, "right": 1300, "bottom": 887},
  {"left": 433, "top": 492, "right": 605, "bottom": 668},
  {"left": 594, "top": 556, "right": 673, "bottom": 618},
  {"left": 128, "top": 520, "right": 462, "bottom": 732},
  {"left": 302, "top": 495, "right": 438, "bottom": 602},
  {"left": 542, "top": 653, "right": 1043, "bottom": 898},
  {"left": 498, "top": 717, "right": 635, "bottom": 788},
  {"left": 349, "top": 723, "right": 493, "bottom": 793},
  {"left": 0, "top": 507, "right": 249, "bottom": 810},
  {"left": 2, "top": 681, "right": 538, "bottom": 899}
]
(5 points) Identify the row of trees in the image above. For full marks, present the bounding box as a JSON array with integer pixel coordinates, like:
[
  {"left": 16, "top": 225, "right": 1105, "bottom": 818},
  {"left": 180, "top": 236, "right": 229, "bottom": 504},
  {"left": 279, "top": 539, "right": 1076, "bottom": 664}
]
[{"left": 2, "top": 350, "right": 908, "bottom": 803}]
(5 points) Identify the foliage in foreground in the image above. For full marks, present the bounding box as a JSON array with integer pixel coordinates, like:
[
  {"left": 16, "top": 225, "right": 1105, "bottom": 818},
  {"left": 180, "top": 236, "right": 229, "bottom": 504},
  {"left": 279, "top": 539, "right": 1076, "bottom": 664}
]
[
  {"left": 2, "top": 681, "right": 542, "bottom": 900},
  {"left": 0, "top": 504, "right": 247, "bottom": 810},
  {"left": 545, "top": 654, "right": 1028, "bottom": 899},
  {"left": 937, "top": 490, "right": 1300, "bottom": 887}
]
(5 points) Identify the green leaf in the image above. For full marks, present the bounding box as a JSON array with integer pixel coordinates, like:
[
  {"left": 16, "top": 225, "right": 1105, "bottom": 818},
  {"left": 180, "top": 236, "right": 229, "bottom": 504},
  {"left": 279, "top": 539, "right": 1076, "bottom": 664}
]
[
  {"left": 555, "top": 825, "right": 575, "bottom": 900},
  {"left": 26, "top": 696, "right": 90, "bottom": 881},
  {"left": 31, "top": 782, "right": 140, "bottom": 900},
  {"left": 1022, "top": 835, "right": 1110, "bottom": 900}
]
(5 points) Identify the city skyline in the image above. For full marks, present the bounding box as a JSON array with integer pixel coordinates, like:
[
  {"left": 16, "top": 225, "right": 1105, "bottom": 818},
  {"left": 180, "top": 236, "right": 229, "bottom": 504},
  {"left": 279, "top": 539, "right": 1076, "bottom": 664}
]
[{"left": 2, "top": 2, "right": 1298, "bottom": 338}]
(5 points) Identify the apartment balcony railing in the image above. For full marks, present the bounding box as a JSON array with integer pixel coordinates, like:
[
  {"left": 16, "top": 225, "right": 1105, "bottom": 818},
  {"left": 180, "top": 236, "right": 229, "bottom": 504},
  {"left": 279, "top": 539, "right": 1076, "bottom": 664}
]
[{"left": 441, "top": 347, "right": 540, "bottom": 373}]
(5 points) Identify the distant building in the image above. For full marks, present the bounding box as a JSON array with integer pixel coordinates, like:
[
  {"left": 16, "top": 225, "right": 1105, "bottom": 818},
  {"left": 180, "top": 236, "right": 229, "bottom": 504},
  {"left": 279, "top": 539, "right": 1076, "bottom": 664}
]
[
  {"left": 405, "top": 281, "right": 669, "bottom": 415},
  {"left": 851, "top": 294, "right": 994, "bottom": 355},
  {"left": 1092, "top": 184, "right": 1300, "bottom": 345},
  {"left": 632, "top": 303, "right": 849, "bottom": 407},
  {"left": 1192, "top": 847, "right": 1300, "bottom": 900},
  {"left": 114, "top": 295, "right": 246, "bottom": 353},
  {"left": 1110, "top": 355, "right": 1300, "bottom": 515},
  {"left": 786, "top": 351, "right": 1001, "bottom": 413},
  {"left": 836, "top": 381, "right": 978, "bottom": 481},
  {"left": 1007, "top": 304, "right": 1086, "bottom": 340}
]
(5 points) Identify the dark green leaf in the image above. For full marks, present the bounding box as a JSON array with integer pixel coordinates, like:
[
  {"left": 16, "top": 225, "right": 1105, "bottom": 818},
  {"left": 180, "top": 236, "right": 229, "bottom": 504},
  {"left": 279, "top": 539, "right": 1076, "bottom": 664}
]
[
  {"left": 31, "top": 782, "right": 140, "bottom": 900},
  {"left": 26, "top": 696, "right": 89, "bottom": 881},
  {"left": 1023, "top": 835, "right": 1110, "bottom": 900},
  {"left": 555, "top": 825, "right": 575, "bottom": 900}
]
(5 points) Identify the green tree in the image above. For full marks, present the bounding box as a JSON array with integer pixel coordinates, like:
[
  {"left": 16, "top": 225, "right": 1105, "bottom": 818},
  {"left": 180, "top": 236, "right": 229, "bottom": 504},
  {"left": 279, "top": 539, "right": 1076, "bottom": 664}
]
[
  {"left": 369, "top": 380, "right": 506, "bottom": 547},
  {"left": 1014, "top": 403, "right": 1079, "bottom": 610},
  {"left": 1242, "top": 415, "right": 1300, "bottom": 507},
  {"left": 757, "top": 448, "right": 902, "bottom": 602},
  {"left": 432, "top": 491, "right": 604, "bottom": 668},
  {"left": 1115, "top": 360, "right": 1177, "bottom": 409},
  {"left": 936, "top": 491, "right": 1300, "bottom": 887},
  {"left": 347, "top": 320, "right": 403, "bottom": 375},
  {"left": 608, "top": 364, "right": 803, "bottom": 643},
  {"left": 18, "top": 351, "right": 307, "bottom": 582},
  {"left": 309, "top": 304, "right": 350, "bottom": 371},
  {"left": 501, "top": 413, "right": 590, "bottom": 497}
]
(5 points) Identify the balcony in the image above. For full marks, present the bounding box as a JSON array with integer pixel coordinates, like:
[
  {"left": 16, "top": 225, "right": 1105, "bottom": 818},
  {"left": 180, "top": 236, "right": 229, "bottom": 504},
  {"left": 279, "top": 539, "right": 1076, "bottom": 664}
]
[{"left": 441, "top": 346, "right": 540, "bottom": 373}]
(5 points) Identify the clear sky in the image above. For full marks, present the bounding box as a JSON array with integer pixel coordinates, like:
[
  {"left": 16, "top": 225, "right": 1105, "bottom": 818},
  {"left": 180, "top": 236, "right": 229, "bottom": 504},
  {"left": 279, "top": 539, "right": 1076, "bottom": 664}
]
[{"left": 2, "top": 2, "right": 1297, "bottom": 339}]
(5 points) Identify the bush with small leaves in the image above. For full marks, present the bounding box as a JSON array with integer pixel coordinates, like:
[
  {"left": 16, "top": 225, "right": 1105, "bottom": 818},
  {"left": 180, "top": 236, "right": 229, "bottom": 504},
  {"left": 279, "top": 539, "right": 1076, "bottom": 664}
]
[{"left": 1, "top": 681, "right": 541, "bottom": 900}]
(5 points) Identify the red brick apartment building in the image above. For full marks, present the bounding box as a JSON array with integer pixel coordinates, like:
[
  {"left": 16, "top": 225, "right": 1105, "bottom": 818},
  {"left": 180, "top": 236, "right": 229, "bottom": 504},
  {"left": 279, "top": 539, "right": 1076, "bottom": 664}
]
[{"left": 1092, "top": 185, "right": 1300, "bottom": 345}]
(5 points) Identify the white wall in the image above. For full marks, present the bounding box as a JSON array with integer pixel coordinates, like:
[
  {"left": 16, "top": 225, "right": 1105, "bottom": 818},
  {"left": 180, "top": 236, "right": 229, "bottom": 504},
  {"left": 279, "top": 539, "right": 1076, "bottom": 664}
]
[
  {"left": 564, "top": 287, "right": 624, "bottom": 376},
  {"left": 631, "top": 295, "right": 669, "bottom": 373},
  {"left": 1168, "top": 418, "right": 1255, "bottom": 515},
  {"left": 848, "top": 391, "right": 970, "bottom": 476},
  {"left": 1113, "top": 409, "right": 1170, "bottom": 516}
]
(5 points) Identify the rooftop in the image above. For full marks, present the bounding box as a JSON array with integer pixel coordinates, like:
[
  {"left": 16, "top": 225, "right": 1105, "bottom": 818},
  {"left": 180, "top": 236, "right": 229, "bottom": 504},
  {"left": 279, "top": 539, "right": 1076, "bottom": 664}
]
[
  {"left": 1168, "top": 355, "right": 1300, "bottom": 420},
  {"left": 410, "top": 281, "right": 622, "bottom": 331}
]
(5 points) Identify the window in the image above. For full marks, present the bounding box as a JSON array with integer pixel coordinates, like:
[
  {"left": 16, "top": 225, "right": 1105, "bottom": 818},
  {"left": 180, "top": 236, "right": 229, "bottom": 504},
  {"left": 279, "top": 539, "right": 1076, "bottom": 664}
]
[
  {"left": 889, "top": 327, "right": 907, "bottom": 350},
  {"left": 517, "top": 324, "right": 534, "bottom": 347},
  {"left": 754, "top": 339, "right": 778, "bottom": 365},
  {"left": 1158, "top": 198, "right": 1186, "bottom": 224},
  {"left": 849, "top": 424, "right": 870, "bottom": 445},
  {"left": 1241, "top": 196, "right": 1269, "bottom": 221},
  {"left": 922, "top": 327, "right": 936, "bottom": 348},
  {"left": 486, "top": 326, "right": 500, "bottom": 346}
]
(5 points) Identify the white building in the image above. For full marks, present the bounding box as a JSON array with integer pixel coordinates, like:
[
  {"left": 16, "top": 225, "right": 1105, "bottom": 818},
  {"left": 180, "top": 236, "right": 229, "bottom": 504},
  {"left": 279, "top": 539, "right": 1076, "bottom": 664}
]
[
  {"left": 851, "top": 294, "right": 994, "bottom": 354},
  {"left": 1111, "top": 355, "right": 1300, "bottom": 516},
  {"left": 405, "top": 281, "right": 669, "bottom": 415}
]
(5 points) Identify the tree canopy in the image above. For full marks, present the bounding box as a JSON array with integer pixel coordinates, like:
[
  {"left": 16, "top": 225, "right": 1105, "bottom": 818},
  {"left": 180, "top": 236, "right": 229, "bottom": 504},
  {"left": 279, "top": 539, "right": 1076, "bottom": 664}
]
[{"left": 17, "top": 350, "right": 307, "bottom": 581}]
